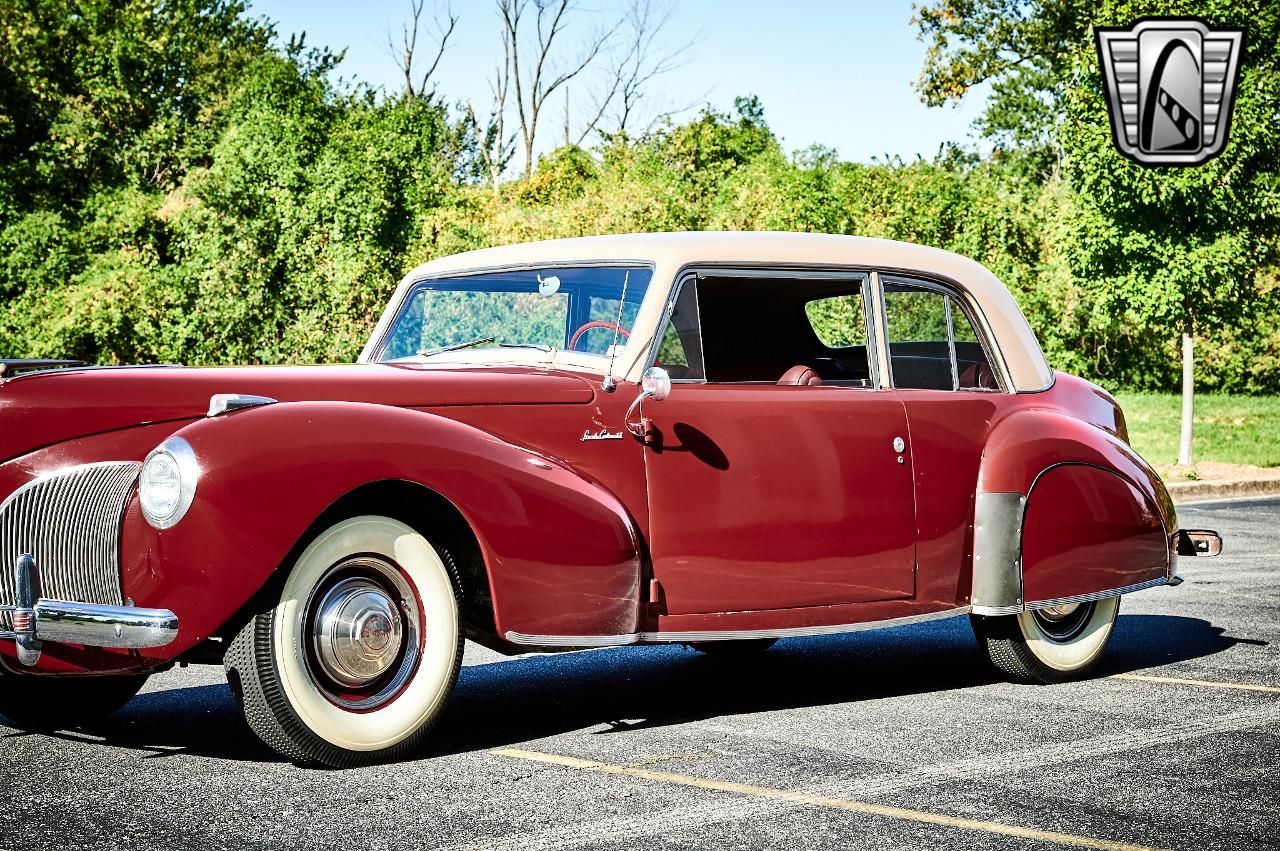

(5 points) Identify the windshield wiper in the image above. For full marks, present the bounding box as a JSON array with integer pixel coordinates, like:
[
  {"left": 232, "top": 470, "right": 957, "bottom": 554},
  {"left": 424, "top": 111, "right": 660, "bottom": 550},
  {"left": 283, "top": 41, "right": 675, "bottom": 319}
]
[
  {"left": 498, "top": 342, "right": 553, "bottom": 353},
  {"left": 418, "top": 336, "right": 496, "bottom": 357}
]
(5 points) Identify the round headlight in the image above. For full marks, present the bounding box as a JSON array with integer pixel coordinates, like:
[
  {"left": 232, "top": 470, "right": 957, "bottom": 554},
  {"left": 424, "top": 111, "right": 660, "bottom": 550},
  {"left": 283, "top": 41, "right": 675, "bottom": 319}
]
[{"left": 140, "top": 437, "right": 198, "bottom": 529}]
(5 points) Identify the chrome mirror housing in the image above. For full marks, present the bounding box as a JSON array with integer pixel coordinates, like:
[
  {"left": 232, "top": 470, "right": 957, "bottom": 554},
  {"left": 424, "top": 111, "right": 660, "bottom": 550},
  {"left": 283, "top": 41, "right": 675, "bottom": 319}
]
[
  {"left": 624, "top": 367, "right": 672, "bottom": 440},
  {"left": 640, "top": 366, "right": 672, "bottom": 401}
]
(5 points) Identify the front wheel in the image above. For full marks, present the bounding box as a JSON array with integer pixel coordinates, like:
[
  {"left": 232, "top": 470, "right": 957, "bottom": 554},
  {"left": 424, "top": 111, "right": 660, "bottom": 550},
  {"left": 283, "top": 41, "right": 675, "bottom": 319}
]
[
  {"left": 0, "top": 670, "right": 148, "bottom": 727},
  {"left": 225, "top": 515, "right": 463, "bottom": 768},
  {"left": 971, "top": 596, "right": 1119, "bottom": 684}
]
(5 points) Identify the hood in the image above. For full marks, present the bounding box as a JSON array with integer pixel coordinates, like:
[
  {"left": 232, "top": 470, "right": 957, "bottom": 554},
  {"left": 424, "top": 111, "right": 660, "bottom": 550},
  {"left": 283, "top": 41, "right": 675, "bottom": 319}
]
[{"left": 0, "top": 363, "right": 596, "bottom": 463}]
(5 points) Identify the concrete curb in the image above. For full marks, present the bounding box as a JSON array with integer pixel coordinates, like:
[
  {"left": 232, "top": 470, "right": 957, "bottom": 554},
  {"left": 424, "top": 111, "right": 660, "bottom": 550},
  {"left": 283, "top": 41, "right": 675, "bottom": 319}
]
[{"left": 1167, "top": 478, "right": 1280, "bottom": 504}]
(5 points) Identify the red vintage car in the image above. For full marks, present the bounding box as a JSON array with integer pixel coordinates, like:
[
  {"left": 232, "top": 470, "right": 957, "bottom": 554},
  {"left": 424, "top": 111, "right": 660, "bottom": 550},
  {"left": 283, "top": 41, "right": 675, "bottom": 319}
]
[{"left": 0, "top": 232, "right": 1221, "bottom": 767}]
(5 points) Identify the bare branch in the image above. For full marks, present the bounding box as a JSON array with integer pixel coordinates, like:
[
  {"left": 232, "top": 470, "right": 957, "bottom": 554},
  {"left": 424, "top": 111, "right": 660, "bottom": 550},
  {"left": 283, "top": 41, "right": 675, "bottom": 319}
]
[
  {"left": 578, "top": 0, "right": 700, "bottom": 144},
  {"left": 386, "top": 0, "right": 458, "bottom": 101},
  {"left": 500, "top": 0, "right": 619, "bottom": 175},
  {"left": 466, "top": 22, "right": 515, "bottom": 194}
]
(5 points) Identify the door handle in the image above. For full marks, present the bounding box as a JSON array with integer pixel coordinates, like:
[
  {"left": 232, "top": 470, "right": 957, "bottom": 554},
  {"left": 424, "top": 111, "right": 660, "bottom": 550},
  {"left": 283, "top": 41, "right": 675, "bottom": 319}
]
[{"left": 893, "top": 436, "right": 906, "bottom": 453}]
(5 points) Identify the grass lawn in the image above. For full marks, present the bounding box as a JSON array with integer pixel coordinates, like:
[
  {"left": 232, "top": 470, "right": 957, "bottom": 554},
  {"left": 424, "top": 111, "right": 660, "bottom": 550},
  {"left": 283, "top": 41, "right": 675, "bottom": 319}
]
[{"left": 1115, "top": 392, "right": 1280, "bottom": 469}]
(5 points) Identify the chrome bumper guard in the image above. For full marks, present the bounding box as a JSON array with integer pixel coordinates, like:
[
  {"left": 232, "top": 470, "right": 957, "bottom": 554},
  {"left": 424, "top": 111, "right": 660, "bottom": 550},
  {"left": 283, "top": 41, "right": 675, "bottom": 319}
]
[{"left": 1, "top": 555, "right": 178, "bottom": 666}]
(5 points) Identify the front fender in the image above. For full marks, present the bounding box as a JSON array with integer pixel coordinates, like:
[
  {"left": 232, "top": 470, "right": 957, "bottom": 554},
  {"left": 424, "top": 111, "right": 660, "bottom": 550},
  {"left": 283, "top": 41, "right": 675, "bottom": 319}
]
[
  {"left": 122, "top": 401, "right": 642, "bottom": 660},
  {"left": 971, "top": 409, "right": 1174, "bottom": 614}
]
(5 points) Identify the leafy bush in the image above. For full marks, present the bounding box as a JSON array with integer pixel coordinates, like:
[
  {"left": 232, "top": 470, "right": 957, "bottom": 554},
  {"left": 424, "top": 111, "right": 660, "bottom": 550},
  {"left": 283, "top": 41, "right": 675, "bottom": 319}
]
[{"left": 1, "top": 0, "right": 1278, "bottom": 390}]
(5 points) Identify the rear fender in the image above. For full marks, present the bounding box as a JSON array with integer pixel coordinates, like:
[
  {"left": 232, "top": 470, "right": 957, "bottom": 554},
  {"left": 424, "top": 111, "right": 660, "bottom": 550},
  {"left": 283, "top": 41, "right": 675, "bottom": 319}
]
[
  {"left": 122, "top": 401, "right": 642, "bottom": 661},
  {"left": 972, "top": 409, "right": 1174, "bottom": 615}
]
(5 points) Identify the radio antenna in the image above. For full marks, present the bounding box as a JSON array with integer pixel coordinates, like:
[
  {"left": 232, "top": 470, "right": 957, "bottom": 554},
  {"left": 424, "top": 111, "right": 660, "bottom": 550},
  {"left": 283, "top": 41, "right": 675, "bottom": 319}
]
[{"left": 601, "top": 270, "right": 629, "bottom": 392}]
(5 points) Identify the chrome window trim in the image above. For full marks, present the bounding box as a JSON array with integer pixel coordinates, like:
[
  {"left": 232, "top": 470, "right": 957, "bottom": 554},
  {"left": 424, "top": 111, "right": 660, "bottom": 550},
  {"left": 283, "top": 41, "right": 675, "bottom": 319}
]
[
  {"left": 366, "top": 259, "right": 659, "bottom": 367},
  {"left": 505, "top": 606, "right": 971, "bottom": 648},
  {"left": 868, "top": 270, "right": 893, "bottom": 389},
  {"left": 944, "top": 297, "right": 960, "bottom": 390}
]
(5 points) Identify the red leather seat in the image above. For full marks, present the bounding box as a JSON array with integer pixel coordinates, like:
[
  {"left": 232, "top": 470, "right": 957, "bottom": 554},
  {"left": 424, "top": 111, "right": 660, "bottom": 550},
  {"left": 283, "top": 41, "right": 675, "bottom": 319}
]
[
  {"left": 959, "top": 362, "right": 998, "bottom": 389},
  {"left": 778, "top": 365, "right": 822, "bottom": 386}
]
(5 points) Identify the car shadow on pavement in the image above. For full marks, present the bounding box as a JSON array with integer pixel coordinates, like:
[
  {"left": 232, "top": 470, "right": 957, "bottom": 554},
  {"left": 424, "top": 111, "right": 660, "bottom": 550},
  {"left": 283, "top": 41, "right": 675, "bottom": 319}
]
[
  {"left": 427, "top": 612, "right": 1255, "bottom": 756},
  {"left": 0, "top": 612, "right": 1256, "bottom": 765},
  {"left": 0, "top": 682, "right": 273, "bottom": 763}
]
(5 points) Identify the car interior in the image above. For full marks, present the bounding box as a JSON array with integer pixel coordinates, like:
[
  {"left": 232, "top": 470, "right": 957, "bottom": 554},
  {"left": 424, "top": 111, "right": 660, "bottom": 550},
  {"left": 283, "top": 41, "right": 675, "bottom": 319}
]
[
  {"left": 656, "top": 275, "right": 876, "bottom": 385},
  {"left": 654, "top": 273, "right": 998, "bottom": 391}
]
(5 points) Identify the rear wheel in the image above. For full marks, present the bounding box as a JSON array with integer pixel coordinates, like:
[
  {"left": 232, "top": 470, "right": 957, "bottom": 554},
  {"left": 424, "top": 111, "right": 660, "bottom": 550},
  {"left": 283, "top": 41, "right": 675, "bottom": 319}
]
[
  {"left": 0, "top": 670, "right": 148, "bottom": 727},
  {"left": 971, "top": 596, "right": 1119, "bottom": 684},
  {"left": 225, "top": 515, "right": 463, "bottom": 768}
]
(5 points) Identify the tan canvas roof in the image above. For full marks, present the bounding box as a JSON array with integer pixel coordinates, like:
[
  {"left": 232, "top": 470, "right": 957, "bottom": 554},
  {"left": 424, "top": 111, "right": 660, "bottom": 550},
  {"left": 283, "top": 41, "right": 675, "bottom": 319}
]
[{"left": 361, "top": 232, "right": 1054, "bottom": 392}]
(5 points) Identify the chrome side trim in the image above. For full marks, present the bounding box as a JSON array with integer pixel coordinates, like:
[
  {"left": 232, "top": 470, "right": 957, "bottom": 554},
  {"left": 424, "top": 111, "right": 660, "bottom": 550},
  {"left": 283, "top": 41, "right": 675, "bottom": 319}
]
[
  {"left": 208, "top": 393, "right": 278, "bottom": 417},
  {"left": 505, "top": 632, "right": 640, "bottom": 648},
  {"left": 970, "top": 492, "right": 1026, "bottom": 613},
  {"left": 504, "top": 606, "right": 971, "bottom": 648},
  {"left": 970, "top": 603, "right": 1025, "bottom": 617},
  {"left": 1024, "top": 575, "right": 1177, "bottom": 612}
]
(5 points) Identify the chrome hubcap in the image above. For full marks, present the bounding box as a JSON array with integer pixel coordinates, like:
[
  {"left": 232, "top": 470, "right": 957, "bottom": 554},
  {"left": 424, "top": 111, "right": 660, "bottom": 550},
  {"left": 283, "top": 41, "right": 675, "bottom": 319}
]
[
  {"left": 1031, "top": 601, "right": 1093, "bottom": 643},
  {"left": 313, "top": 577, "right": 404, "bottom": 687},
  {"left": 304, "top": 556, "right": 421, "bottom": 709},
  {"left": 1037, "top": 603, "right": 1081, "bottom": 621}
]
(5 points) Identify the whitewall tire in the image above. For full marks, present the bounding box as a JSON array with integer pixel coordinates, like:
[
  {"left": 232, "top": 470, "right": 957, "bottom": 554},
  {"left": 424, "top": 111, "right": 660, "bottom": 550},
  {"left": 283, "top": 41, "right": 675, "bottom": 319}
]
[
  {"left": 226, "top": 515, "right": 463, "bottom": 767},
  {"left": 971, "top": 596, "right": 1120, "bottom": 684}
]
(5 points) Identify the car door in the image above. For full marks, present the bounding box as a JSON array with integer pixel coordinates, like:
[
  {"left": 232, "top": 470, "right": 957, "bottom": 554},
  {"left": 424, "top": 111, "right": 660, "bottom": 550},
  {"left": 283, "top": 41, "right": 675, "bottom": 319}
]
[
  {"left": 641, "top": 271, "right": 917, "bottom": 616},
  {"left": 879, "top": 275, "right": 1015, "bottom": 605}
]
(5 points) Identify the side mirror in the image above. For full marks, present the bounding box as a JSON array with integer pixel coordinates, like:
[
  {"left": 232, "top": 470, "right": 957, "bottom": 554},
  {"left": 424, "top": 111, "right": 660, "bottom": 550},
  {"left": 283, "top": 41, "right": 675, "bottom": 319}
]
[
  {"left": 640, "top": 366, "right": 672, "bottom": 401},
  {"left": 625, "top": 366, "right": 672, "bottom": 441}
]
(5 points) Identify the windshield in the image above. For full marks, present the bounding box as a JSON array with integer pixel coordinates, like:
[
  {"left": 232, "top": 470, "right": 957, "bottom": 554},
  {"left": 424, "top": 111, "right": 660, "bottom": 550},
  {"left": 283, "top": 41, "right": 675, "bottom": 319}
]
[{"left": 379, "top": 266, "right": 653, "bottom": 362}]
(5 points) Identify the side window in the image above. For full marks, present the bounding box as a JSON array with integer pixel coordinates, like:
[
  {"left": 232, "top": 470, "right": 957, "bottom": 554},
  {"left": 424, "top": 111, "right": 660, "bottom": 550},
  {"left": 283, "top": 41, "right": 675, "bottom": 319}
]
[
  {"left": 654, "top": 280, "right": 705, "bottom": 380},
  {"left": 884, "top": 286, "right": 954, "bottom": 390},
  {"left": 653, "top": 273, "right": 875, "bottom": 386},
  {"left": 883, "top": 282, "right": 998, "bottom": 391},
  {"left": 952, "top": 304, "right": 998, "bottom": 390}
]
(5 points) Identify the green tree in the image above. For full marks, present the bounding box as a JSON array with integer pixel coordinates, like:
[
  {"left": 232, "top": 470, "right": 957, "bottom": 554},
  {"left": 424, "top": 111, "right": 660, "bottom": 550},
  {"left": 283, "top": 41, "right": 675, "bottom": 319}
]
[{"left": 915, "top": 0, "right": 1280, "bottom": 462}]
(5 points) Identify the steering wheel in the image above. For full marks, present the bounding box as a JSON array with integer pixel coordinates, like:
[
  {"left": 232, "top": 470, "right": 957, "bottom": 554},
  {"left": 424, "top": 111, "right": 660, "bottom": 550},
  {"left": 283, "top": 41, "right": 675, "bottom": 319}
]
[{"left": 568, "top": 321, "right": 630, "bottom": 351}]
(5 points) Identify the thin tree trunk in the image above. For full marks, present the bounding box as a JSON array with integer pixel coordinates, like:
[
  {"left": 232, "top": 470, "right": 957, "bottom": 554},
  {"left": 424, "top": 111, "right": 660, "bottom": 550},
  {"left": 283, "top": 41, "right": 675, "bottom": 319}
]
[{"left": 1178, "top": 330, "right": 1194, "bottom": 465}]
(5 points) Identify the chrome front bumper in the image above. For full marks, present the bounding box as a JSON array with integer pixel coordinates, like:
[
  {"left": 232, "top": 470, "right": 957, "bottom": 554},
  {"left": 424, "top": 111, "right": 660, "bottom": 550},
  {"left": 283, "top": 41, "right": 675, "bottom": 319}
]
[{"left": 1, "top": 555, "right": 178, "bottom": 666}]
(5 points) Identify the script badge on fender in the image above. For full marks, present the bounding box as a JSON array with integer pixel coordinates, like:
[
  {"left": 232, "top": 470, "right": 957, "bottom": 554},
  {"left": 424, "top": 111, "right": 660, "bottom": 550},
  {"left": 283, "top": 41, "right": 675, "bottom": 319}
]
[
  {"left": 580, "top": 428, "right": 623, "bottom": 441},
  {"left": 1095, "top": 18, "right": 1243, "bottom": 166}
]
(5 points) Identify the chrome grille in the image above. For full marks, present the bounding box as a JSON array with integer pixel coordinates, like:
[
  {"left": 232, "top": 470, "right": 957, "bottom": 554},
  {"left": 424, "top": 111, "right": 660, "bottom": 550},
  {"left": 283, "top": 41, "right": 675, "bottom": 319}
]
[{"left": 0, "top": 462, "right": 140, "bottom": 628}]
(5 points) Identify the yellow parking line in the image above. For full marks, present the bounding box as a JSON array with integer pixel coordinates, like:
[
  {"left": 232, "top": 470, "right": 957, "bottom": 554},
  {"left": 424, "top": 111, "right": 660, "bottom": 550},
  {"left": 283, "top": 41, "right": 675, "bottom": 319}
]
[
  {"left": 1111, "top": 673, "right": 1280, "bottom": 693},
  {"left": 493, "top": 747, "right": 1165, "bottom": 851}
]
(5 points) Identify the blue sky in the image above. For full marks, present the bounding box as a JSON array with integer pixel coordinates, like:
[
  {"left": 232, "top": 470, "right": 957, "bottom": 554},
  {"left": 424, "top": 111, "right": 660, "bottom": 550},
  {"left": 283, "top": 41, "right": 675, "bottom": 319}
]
[{"left": 247, "top": 0, "right": 990, "bottom": 165}]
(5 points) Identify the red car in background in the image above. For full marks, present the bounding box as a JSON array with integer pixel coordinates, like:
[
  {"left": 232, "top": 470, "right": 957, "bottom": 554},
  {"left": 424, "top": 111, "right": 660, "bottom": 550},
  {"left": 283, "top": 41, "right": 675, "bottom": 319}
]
[{"left": 0, "top": 232, "right": 1220, "bottom": 767}]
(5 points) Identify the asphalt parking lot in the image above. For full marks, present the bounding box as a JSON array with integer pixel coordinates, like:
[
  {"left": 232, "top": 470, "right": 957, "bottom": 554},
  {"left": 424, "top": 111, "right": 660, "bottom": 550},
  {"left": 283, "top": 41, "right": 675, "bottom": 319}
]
[{"left": 2, "top": 497, "right": 1278, "bottom": 851}]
